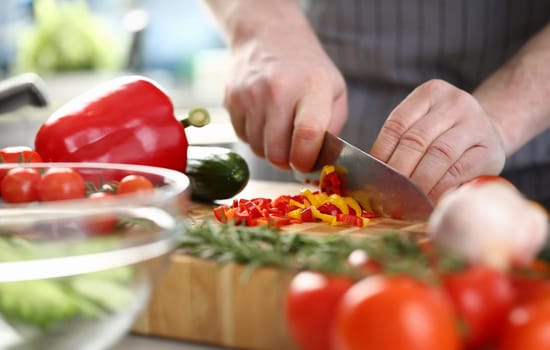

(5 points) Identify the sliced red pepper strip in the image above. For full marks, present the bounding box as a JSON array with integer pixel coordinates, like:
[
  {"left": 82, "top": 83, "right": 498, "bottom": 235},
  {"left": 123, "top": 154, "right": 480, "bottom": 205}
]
[
  {"left": 337, "top": 214, "right": 364, "bottom": 227},
  {"left": 300, "top": 207, "right": 314, "bottom": 222},
  {"left": 317, "top": 202, "right": 341, "bottom": 216},
  {"left": 212, "top": 165, "right": 376, "bottom": 228},
  {"left": 361, "top": 210, "right": 380, "bottom": 219},
  {"left": 319, "top": 167, "right": 346, "bottom": 196}
]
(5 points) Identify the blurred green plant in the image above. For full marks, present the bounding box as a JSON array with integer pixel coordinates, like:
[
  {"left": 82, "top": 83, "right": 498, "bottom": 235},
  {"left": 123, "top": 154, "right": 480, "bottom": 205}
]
[{"left": 14, "top": 0, "right": 124, "bottom": 72}]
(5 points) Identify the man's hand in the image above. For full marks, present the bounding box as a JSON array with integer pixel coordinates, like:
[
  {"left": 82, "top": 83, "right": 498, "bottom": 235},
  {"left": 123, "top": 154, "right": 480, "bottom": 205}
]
[
  {"left": 202, "top": 0, "right": 347, "bottom": 171},
  {"left": 370, "top": 79, "right": 507, "bottom": 201}
]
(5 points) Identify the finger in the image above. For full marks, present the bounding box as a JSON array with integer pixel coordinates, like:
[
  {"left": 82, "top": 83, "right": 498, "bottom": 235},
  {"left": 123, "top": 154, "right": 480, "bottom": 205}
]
[
  {"left": 289, "top": 90, "right": 334, "bottom": 171},
  {"left": 224, "top": 86, "right": 247, "bottom": 142},
  {"left": 327, "top": 88, "right": 348, "bottom": 136},
  {"left": 385, "top": 108, "right": 458, "bottom": 177},
  {"left": 240, "top": 87, "right": 268, "bottom": 158},
  {"left": 263, "top": 92, "right": 296, "bottom": 169},
  {"left": 409, "top": 126, "right": 474, "bottom": 193},
  {"left": 370, "top": 80, "right": 449, "bottom": 162},
  {"left": 384, "top": 89, "right": 481, "bottom": 177},
  {"left": 428, "top": 145, "right": 506, "bottom": 201}
]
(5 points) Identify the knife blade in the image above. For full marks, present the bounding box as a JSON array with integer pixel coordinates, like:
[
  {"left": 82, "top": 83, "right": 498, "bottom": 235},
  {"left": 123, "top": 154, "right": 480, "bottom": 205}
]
[{"left": 294, "top": 132, "right": 433, "bottom": 220}]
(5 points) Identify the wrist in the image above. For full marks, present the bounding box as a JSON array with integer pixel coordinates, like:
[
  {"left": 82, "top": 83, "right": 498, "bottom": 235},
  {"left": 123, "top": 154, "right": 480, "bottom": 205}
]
[
  {"left": 473, "top": 26, "right": 550, "bottom": 156},
  {"left": 205, "top": 0, "right": 312, "bottom": 49},
  {"left": 473, "top": 58, "right": 549, "bottom": 156}
]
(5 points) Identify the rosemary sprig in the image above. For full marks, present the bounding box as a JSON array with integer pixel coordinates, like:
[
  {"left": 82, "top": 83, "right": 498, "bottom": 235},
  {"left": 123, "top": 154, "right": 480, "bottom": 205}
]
[{"left": 179, "top": 221, "right": 465, "bottom": 281}]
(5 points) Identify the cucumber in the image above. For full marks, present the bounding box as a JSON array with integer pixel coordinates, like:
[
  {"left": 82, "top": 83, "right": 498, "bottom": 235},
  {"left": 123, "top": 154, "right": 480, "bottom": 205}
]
[{"left": 186, "top": 146, "right": 250, "bottom": 201}]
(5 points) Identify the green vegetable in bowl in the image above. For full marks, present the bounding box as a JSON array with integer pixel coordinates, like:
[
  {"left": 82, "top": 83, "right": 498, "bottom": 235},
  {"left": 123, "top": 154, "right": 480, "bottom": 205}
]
[
  {"left": 0, "top": 281, "right": 79, "bottom": 328},
  {"left": 0, "top": 236, "right": 134, "bottom": 329}
]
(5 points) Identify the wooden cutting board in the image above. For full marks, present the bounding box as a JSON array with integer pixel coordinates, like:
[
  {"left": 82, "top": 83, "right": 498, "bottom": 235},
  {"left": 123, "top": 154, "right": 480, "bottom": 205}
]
[{"left": 132, "top": 181, "right": 429, "bottom": 349}]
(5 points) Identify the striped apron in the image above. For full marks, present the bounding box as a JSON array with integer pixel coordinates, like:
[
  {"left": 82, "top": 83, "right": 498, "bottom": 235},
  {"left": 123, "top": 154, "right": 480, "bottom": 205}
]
[{"left": 303, "top": 0, "right": 550, "bottom": 207}]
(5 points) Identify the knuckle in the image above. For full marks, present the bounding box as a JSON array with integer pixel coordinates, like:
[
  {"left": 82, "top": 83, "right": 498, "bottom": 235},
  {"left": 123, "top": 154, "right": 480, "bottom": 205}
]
[
  {"left": 420, "top": 79, "right": 451, "bottom": 94},
  {"left": 446, "top": 159, "right": 467, "bottom": 181},
  {"left": 399, "top": 130, "right": 430, "bottom": 153},
  {"left": 427, "top": 140, "right": 458, "bottom": 165},
  {"left": 382, "top": 116, "right": 409, "bottom": 140},
  {"left": 448, "top": 89, "right": 476, "bottom": 110},
  {"left": 293, "top": 123, "right": 323, "bottom": 143},
  {"left": 264, "top": 78, "right": 289, "bottom": 104}
]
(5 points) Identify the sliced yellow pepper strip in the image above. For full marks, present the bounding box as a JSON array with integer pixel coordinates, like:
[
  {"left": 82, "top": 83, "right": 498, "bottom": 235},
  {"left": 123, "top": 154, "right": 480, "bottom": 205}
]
[
  {"left": 287, "top": 208, "right": 302, "bottom": 220},
  {"left": 301, "top": 188, "right": 322, "bottom": 207},
  {"left": 344, "top": 196, "right": 362, "bottom": 216},
  {"left": 320, "top": 165, "right": 336, "bottom": 179},
  {"left": 311, "top": 206, "right": 338, "bottom": 225},
  {"left": 327, "top": 194, "right": 349, "bottom": 215},
  {"left": 289, "top": 199, "right": 305, "bottom": 209}
]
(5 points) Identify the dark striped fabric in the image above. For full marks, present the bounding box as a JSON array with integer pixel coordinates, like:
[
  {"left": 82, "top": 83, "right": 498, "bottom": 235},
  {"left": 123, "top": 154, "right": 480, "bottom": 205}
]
[{"left": 302, "top": 0, "right": 550, "bottom": 205}]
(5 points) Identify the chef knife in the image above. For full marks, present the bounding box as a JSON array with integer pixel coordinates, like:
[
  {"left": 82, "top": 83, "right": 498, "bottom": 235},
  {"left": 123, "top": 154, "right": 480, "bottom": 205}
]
[{"left": 294, "top": 132, "right": 434, "bottom": 220}]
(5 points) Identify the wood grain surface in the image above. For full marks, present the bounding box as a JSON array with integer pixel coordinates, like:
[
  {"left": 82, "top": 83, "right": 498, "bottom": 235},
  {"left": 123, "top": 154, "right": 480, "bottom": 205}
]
[{"left": 133, "top": 181, "right": 429, "bottom": 349}]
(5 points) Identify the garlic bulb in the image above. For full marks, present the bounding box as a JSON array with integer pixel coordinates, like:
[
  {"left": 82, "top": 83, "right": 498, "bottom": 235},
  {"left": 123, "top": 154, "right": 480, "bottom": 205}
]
[{"left": 427, "top": 181, "right": 548, "bottom": 270}]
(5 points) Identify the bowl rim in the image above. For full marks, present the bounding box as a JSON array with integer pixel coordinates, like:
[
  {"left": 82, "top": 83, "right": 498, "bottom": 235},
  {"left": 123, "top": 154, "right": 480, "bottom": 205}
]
[
  {"left": 0, "top": 162, "right": 189, "bottom": 282},
  {"left": 0, "top": 208, "right": 182, "bottom": 282},
  {"left": 0, "top": 162, "right": 190, "bottom": 209}
]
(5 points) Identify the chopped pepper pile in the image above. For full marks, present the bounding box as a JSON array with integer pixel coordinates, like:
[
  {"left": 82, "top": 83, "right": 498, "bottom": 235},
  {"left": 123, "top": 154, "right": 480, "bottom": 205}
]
[{"left": 213, "top": 165, "right": 378, "bottom": 228}]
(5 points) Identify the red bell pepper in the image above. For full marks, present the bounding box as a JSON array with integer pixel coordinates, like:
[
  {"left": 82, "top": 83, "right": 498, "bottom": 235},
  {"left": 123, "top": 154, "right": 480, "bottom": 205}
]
[{"left": 34, "top": 76, "right": 205, "bottom": 173}]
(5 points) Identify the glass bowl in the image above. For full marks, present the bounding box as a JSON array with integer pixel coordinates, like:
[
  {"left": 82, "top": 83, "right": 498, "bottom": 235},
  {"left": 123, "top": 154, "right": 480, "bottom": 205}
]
[{"left": 0, "top": 162, "right": 190, "bottom": 350}]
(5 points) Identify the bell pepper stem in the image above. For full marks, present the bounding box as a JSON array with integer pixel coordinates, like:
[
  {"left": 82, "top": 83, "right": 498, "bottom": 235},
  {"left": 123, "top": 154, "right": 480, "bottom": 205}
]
[{"left": 181, "top": 107, "right": 211, "bottom": 128}]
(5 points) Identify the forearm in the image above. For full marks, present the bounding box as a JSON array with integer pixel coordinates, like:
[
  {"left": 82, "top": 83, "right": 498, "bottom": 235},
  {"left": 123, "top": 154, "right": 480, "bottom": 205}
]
[
  {"left": 200, "top": 0, "right": 314, "bottom": 50},
  {"left": 474, "top": 23, "right": 550, "bottom": 156}
]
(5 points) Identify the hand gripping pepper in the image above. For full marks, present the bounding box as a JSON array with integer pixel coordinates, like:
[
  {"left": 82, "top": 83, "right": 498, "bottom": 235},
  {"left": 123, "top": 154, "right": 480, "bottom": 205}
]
[{"left": 35, "top": 75, "right": 209, "bottom": 172}]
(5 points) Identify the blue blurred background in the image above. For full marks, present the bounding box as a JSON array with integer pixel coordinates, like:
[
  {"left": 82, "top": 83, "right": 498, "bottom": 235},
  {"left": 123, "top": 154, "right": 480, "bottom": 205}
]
[
  {"left": 0, "top": 0, "right": 225, "bottom": 79},
  {"left": 0, "top": 0, "right": 285, "bottom": 181}
]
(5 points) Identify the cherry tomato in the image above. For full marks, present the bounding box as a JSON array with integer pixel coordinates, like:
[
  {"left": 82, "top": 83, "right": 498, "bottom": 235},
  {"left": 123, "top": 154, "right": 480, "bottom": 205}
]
[
  {"left": 443, "top": 264, "right": 515, "bottom": 349},
  {"left": 1, "top": 167, "right": 41, "bottom": 203},
  {"left": 0, "top": 147, "right": 43, "bottom": 189},
  {"left": 285, "top": 271, "right": 354, "bottom": 350},
  {"left": 79, "top": 192, "right": 118, "bottom": 234},
  {"left": 0, "top": 146, "right": 42, "bottom": 164},
  {"left": 509, "top": 273, "right": 550, "bottom": 305},
  {"left": 37, "top": 167, "right": 86, "bottom": 201},
  {"left": 116, "top": 174, "right": 154, "bottom": 194},
  {"left": 498, "top": 297, "right": 550, "bottom": 350},
  {"left": 333, "top": 275, "right": 460, "bottom": 350},
  {"left": 508, "top": 261, "right": 550, "bottom": 304}
]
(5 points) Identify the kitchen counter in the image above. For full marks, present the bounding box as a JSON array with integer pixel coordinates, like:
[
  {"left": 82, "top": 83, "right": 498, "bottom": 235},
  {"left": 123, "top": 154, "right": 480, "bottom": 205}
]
[{"left": 114, "top": 334, "right": 222, "bottom": 350}]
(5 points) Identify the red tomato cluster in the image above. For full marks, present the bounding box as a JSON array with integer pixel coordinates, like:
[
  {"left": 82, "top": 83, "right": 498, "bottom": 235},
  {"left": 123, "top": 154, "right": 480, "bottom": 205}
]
[
  {"left": 1, "top": 167, "right": 86, "bottom": 203},
  {"left": 285, "top": 261, "right": 550, "bottom": 350},
  {"left": 1, "top": 166, "right": 155, "bottom": 204},
  {"left": 0, "top": 146, "right": 156, "bottom": 235}
]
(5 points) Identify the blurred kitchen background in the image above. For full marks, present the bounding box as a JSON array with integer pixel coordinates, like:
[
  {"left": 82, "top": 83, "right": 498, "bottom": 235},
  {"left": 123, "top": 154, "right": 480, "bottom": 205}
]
[{"left": 0, "top": 0, "right": 291, "bottom": 181}]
